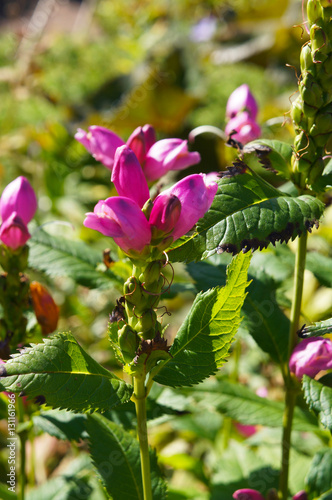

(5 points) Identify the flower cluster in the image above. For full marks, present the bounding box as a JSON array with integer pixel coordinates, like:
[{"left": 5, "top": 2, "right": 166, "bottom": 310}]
[
  {"left": 83, "top": 144, "right": 218, "bottom": 255},
  {"left": 289, "top": 337, "right": 332, "bottom": 379},
  {"left": 0, "top": 177, "right": 37, "bottom": 250},
  {"left": 225, "top": 84, "right": 261, "bottom": 144},
  {"left": 75, "top": 124, "right": 201, "bottom": 181}
]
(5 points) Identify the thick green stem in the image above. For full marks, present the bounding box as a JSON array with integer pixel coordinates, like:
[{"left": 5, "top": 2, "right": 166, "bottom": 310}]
[
  {"left": 133, "top": 377, "right": 152, "bottom": 500},
  {"left": 278, "top": 232, "right": 307, "bottom": 500}
]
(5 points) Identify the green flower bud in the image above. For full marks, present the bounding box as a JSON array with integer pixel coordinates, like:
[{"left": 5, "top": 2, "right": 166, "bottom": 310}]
[
  {"left": 307, "top": 0, "right": 323, "bottom": 25},
  {"left": 301, "top": 73, "right": 324, "bottom": 109},
  {"left": 294, "top": 132, "right": 317, "bottom": 161},
  {"left": 301, "top": 43, "right": 316, "bottom": 75},
  {"left": 310, "top": 104, "right": 332, "bottom": 144},
  {"left": 124, "top": 277, "right": 142, "bottom": 306},
  {"left": 118, "top": 324, "right": 139, "bottom": 363},
  {"left": 308, "top": 157, "right": 325, "bottom": 185},
  {"left": 136, "top": 310, "right": 157, "bottom": 340},
  {"left": 291, "top": 154, "right": 311, "bottom": 174},
  {"left": 310, "top": 22, "right": 327, "bottom": 56},
  {"left": 140, "top": 261, "right": 162, "bottom": 287},
  {"left": 291, "top": 96, "right": 307, "bottom": 129}
]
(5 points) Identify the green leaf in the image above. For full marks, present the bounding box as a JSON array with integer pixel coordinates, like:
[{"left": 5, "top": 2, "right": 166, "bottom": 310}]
[
  {"left": 306, "top": 449, "right": 332, "bottom": 499},
  {"left": 317, "top": 491, "right": 332, "bottom": 500},
  {"left": 298, "top": 317, "right": 332, "bottom": 339},
  {"left": 306, "top": 252, "right": 332, "bottom": 288},
  {"left": 169, "top": 173, "right": 324, "bottom": 263},
  {"left": 0, "top": 332, "right": 132, "bottom": 413},
  {"left": 187, "top": 379, "right": 318, "bottom": 431},
  {"left": 154, "top": 252, "right": 251, "bottom": 387},
  {"left": 0, "top": 482, "right": 17, "bottom": 500},
  {"left": 243, "top": 139, "right": 293, "bottom": 179},
  {"left": 303, "top": 375, "right": 332, "bottom": 430},
  {"left": 28, "top": 229, "right": 122, "bottom": 289},
  {"left": 86, "top": 413, "right": 167, "bottom": 500},
  {"left": 187, "top": 256, "right": 290, "bottom": 367},
  {"left": 33, "top": 409, "right": 88, "bottom": 441}
]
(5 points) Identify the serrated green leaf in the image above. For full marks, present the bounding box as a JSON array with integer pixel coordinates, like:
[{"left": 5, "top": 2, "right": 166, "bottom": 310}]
[
  {"left": 169, "top": 173, "right": 324, "bottom": 263},
  {"left": 28, "top": 229, "right": 123, "bottom": 289},
  {"left": 306, "top": 449, "right": 332, "bottom": 499},
  {"left": 153, "top": 252, "right": 251, "bottom": 387},
  {"left": 303, "top": 375, "right": 332, "bottom": 430},
  {"left": 243, "top": 139, "right": 293, "bottom": 179},
  {"left": 33, "top": 409, "right": 88, "bottom": 441},
  {"left": 86, "top": 413, "right": 167, "bottom": 500},
  {"left": 186, "top": 379, "right": 318, "bottom": 431},
  {"left": 298, "top": 318, "right": 332, "bottom": 339},
  {"left": 0, "top": 332, "right": 132, "bottom": 413},
  {"left": 187, "top": 257, "right": 290, "bottom": 367}
]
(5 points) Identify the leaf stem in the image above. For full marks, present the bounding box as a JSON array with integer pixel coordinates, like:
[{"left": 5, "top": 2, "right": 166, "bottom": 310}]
[
  {"left": 133, "top": 377, "right": 152, "bottom": 500},
  {"left": 278, "top": 232, "right": 307, "bottom": 500}
]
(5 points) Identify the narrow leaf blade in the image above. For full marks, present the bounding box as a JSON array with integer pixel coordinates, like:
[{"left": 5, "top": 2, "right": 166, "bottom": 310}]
[
  {"left": 154, "top": 252, "right": 251, "bottom": 387},
  {"left": 0, "top": 333, "right": 132, "bottom": 413},
  {"left": 86, "top": 413, "right": 167, "bottom": 500}
]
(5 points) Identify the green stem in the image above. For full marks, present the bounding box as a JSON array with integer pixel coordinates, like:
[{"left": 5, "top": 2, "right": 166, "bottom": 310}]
[
  {"left": 133, "top": 377, "right": 152, "bottom": 500},
  {"left": 17, "top": 397, "right": 26, "bottom": 500},
  {"left": 278, "top": 232, "right": 307, "bottom": 500}
]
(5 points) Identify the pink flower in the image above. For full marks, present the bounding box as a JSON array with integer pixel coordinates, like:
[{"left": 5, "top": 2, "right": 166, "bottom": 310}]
[
  {"left": 0, "top": 212, "right": 31, "bottom": 250},
  {"left": 111, "top": 145, "right": 150, "bottom": 208},
  {"left": 126, "top": 124, "right": 156, "bottom": 166},
  {"left": 226, "top": 84, "right": 258, "bottom": 120},
  {"left": 150, "top": 173, "right": 218, "bottom": 240},
  {"left": 293, "top": 492, "right": 308, "bottom": 500},
  {"left": 289, "top": 337, "right": 332, "bottom": 379},
  {"left": 225, "top": 113, "right": 261, "bottom": 145},
  {"left": 235, "top": 423, "right": 257, "bottom": 437},
  {"left": 233, "top": 489, "right": 265, "bottom": 500},
  {"left": 83, "top": 197, "right": 151, "bottom": 254},
  {"left": 149, "top": 193, "right": 182, "bottom": 235},
  {"left": 144, "top": 139, "right": 201, "bottom": 182},
  {"left": 75, "top": 126, "right": 125, "bottom": 170},
  {"left": 0, "top": 176, "right": 37, "bottom": 225}
]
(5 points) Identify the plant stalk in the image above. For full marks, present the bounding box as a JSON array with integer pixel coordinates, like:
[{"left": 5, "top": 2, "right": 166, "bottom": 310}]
[
  {"left": 278, "top": 232, "right": 307, "bottom": 500},
  {"left": 134, "top": 377, "right": 152, "bottom": 500}
]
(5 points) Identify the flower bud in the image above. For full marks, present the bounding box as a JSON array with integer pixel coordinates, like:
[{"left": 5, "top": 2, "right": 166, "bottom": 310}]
[
  {"left": 118, "top": 324, "right": 139, "bottom": 363},
  {"left": 300, "top": 44, "right": 316, "bottom": 76},
  {"left": 0, "top": 212, "right": 30, "bottom": 250},
  {"left": 149, "top": 194, "right": 182, "bottom": 236},
  {"left": 233, "top": 489, "right": 265, "bottom": 500},
  {"left": 75, "top": 126, "right": 125, "bottom": 170},
  {"left": 136, "top": 310, "right": 157, "bottom": 340},
  {"left": 84, "top": 197, "right": 151, "bottom": 254},
  {"left": 0, "top": 176, "right": 37, "bottom": 225},
  {"left": 300, "top": 73, "right": 324, "bottom": 111},
  {"left": 226, "top": 84, "right": 258, "bottom": 120},
  {"left": 225, "top": 113, "right": 261, "bottom": 144},
  {"left": 156, "top": 174, "right": 218, "bottom": 241},
  {"left": 30, "top": 282, "right": 59, "bottom": 335},
  {"left": 126, "top": 124, "right": 156, "bottom": 165},
  {"left": 293, "top": 491, "right": 308, "bottom": 500},
  {"left": 144, "top": 139, "right": 201, "bottom": 182},
  {"left": 112, "top": 145, "right": 150, "bottom": 208},
  {"left": 289, "top": 337, "right": 332, "bottom": 379},
  {"left": 307, "top": 0, "right": 323, "bottom": 25}
]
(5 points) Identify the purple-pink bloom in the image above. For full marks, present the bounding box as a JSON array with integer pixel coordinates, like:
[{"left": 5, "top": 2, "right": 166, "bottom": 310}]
[
  {"left": 149, "top": 194, "right": 182, "bottom": 235},
  {"left": 83, "top": 197, "right": 151, "bottom": 254},
  {"left": 225, "top": 112, "right": 261, "bottom": 145},
  {"left": 126, "top": 124, "right": 156, "bottom": 166},
  {"left": 150, "top": 173, "right": 218, "bottom": 240},
  {"left": 289, "top": 337, "right": 332, "bottom": 379},
  {"left": 111, "top": 145, "right": 150, "bottom": 208},
  {"left": 226, "top": 84, "right": 258, "bottom": 120},
  {"left": 233, "top": 489, "right": 265, "bottom": 500},
  {"left": 293, "top": 491, "right": 308, "bottom": 500},
  {"left": 0, "top": 176, "right": 37, "bottom": 225},
  {"left": 0, "top": 212, "right": 31, "bottom": 250},
  {"left": 144, "top": 139, "right": 201, "bottom": 182},
  {"left": 75, "top": 126, "right": 125, "bottom": 170}
]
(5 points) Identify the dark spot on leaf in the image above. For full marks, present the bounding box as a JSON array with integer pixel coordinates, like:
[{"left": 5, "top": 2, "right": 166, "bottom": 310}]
[
  {"left": 217, "top": 244, "right": 238, "bottom": 255},
  {"left": 0, "top": 365, "right": 7, "bottom": 377},
  {"left": 243, "top": 143, "right": 277, "bottom": 173},
  {"left": 219, "top": 160, "right": 247, "bottom": 178},
  {"left": 34, "top": 395, "right": 46, "bottom": 405},
  {"left": 297, "top": 324, "right": 307, "bottom": 338},
  {"left": 16, "top": 382, "right": 21, "bottom": 388},
  {"left": 19, "top": 391, "right": 25, "bottom": 398}
]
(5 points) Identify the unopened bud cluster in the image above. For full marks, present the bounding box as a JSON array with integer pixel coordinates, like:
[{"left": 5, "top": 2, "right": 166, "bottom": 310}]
[{"left": 291, "top": 0, "right": 332, "bottom": 189}]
